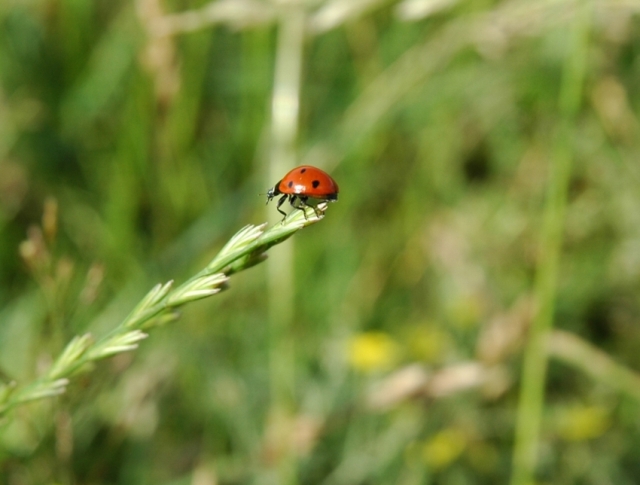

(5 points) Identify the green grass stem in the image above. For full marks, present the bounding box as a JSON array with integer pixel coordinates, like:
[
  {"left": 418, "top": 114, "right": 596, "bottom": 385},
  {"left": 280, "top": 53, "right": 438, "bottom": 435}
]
[
  {"left": 510, "top": 4, "right": 591, "bottom": 484},
  {"left": 548, "top": 330, "right": 640, "bottom": 403},
  {"left": 265, "top": 6, "right": 306, "bottom": 485},
  {"left": 0, "top": 205, "right": 328, "bottom": 417}
]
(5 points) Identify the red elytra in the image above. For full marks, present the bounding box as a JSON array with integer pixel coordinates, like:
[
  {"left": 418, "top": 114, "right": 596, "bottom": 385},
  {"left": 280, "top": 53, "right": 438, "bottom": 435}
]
[{"left": 266, "top": 165, "right": 339, "bottom": 218}]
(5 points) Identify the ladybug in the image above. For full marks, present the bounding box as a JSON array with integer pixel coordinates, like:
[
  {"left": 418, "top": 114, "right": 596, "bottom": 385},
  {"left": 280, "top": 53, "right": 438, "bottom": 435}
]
[{"left": 266, "top": 165, "right": 339, "bottom": 218}]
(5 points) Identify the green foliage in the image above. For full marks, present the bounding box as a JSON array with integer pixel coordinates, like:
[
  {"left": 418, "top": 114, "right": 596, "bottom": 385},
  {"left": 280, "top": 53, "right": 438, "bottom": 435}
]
[{"left": 2, "top": 0, "right": 640, "bottom": 484}]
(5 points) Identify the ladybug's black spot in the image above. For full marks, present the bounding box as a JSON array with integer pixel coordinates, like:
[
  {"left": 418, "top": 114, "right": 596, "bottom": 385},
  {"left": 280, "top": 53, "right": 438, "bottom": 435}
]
[
  {"left": 288, "top": 181, "right": 293, "bottom": 188},
  {"left": 312, "top": 180, "right": 320, "bottom": 189},
  {"left": 300, "top": 168, "right": 307, "bottom": 173}
]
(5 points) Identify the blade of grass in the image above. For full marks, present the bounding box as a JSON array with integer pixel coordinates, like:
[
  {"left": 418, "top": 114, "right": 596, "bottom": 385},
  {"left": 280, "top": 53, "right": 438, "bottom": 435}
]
[
  {"left": 510, "top": 3, "right": 591, "bottom": 485},
  {"left": 548, "top": 330, "right": 640, "bottom": 403},
  {"left": 265, "top": 5, "right": 306, "bottom": 485},
  {"left": 0, "top": 206, "right": 328, "bottom": 417}
]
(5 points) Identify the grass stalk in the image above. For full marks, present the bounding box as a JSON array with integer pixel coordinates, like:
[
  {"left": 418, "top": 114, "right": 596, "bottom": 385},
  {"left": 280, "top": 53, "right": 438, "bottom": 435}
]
[
  {"left": 268, "top": 2, "right": 305, "bottom": 407},
  {"left": 0, "top": 206, "right": 328, "bottom": 418},
  {"left": 265, "top": 5, "right": 306, "bottom": 484},
  {"left": 510, "top": 4, "right": 591, "bottom": 484},
  {"left": 548, "top": 330, "right": 640, "bottom": 403}
]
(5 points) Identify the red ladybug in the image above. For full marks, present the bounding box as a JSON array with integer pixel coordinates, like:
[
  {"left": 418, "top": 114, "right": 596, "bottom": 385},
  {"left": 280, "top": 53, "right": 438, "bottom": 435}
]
[{"left": 266, "top": 165, "right": 339, "bottom": 217}]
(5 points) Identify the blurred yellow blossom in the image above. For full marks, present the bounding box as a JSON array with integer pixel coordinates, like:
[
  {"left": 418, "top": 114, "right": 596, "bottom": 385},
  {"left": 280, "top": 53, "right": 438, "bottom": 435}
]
[
  {"left": 348, "top": 332, "right": 399, "bottom": 373},
  {"left": 556, "top": 405, "right": 610, "bottom": 441},
  {"left": 422, "top": 428, "right": 467, "bottom": 470}
]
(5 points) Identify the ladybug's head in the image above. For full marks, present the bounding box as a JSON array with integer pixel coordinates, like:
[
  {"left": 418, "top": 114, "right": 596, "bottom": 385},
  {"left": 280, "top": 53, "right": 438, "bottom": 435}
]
[
  {"left": 266, "top": 179, "right": 285, "bottom": 203},
  {"left": 266, "top": 185, "right": 278, "bottom": 203}
]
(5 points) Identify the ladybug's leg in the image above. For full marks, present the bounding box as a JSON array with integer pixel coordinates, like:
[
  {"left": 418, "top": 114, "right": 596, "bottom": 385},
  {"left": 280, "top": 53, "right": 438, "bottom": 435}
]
[
  {"left": 311, "top": 201, "right": 321, "bottom": 217},
  {"left": 291, "top": 196, "right": 312, "bottom": 220},
  {"left": 298, "top": 196, "right": 321, "bottom": 217},
  {"left": 276, "top": 195, "right": 288, "bottom": 217},
  {"left": 299, "top": 196, "right": 312, "bottom": 219},
  {"left": 298, "top": 195, "right": 322, "bottom": 219}
]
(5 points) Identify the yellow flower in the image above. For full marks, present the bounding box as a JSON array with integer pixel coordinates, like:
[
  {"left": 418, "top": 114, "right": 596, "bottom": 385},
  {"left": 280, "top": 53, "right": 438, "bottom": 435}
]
[
  {"left": 556, "top": 405, "right": 610, "bottom": 441},
  {"left": 348, "top": 332, "right": 399, "bottom": 373},
  {"left": 422, "top": 428, "right": 467, "bottom": 470}
]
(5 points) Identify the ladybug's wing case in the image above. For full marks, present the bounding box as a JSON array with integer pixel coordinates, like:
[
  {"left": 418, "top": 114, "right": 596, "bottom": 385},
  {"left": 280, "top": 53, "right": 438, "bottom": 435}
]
[
  {"left": 276, "top": 174, "right": 299, "bottom": 194},
  {"left": 279, "top": 180, "right": 315, "bottom": 195},
  {"left": 278, "top": 166, "right": 339, "bottom": 197},
  {"left": 307, "top": 176, "right": 339, "bottom": 197}
]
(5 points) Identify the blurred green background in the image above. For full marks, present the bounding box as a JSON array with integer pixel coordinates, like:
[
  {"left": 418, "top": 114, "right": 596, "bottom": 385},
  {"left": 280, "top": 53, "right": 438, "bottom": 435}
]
[{"left": 2, "top": 0, "right": 640, "bottom": 483}]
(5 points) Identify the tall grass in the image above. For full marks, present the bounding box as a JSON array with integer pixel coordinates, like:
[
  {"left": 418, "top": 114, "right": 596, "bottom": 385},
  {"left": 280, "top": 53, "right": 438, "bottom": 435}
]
[
  {"left": 2, "top": 0, "right": 640, "bottom": 483},
  {"left": 511, "top": 3, "right": 591, "bottom": 483}
]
